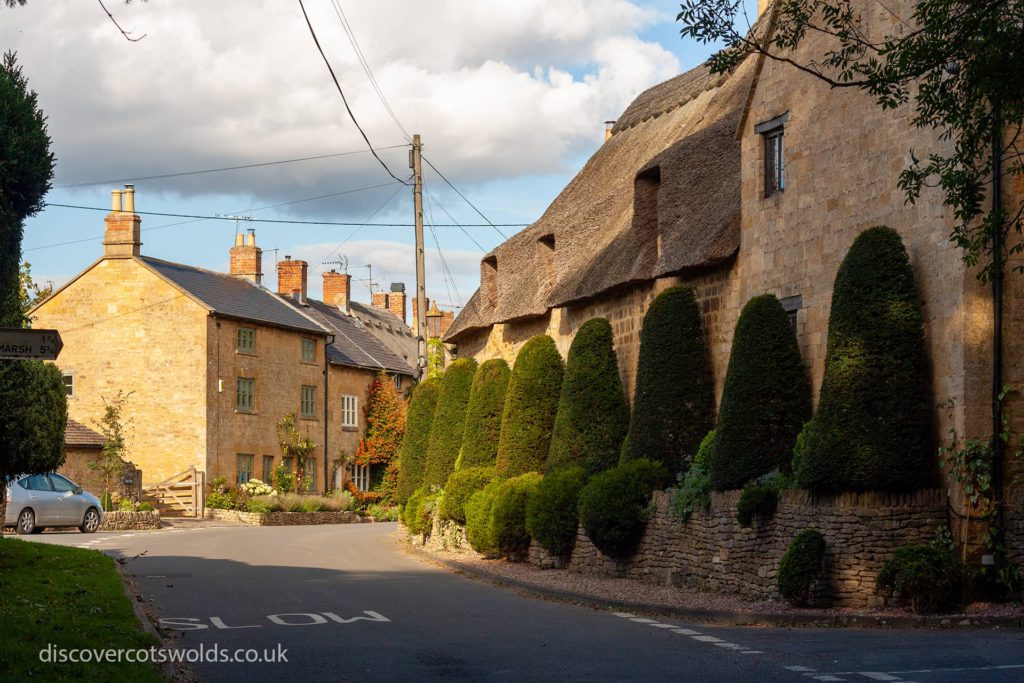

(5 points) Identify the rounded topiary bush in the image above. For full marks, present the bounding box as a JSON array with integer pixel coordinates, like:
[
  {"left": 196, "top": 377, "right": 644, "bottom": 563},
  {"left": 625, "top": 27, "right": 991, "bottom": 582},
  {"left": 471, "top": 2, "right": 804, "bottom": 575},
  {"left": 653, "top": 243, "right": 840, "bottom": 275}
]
[
  {"left": 876, "top": 543, "right": 965, "bottom": 614},
  {"left": 422, "top": 358, "right": 479, "bottom": 488},
  {"left": 577, "top": 459, "right": 669, "bottom": 559},
  {"left": 458, "top": 359, "right": 511, "bottom": 469},
  {"left": 709, "top": 294, "right": 811, "bottom": 491},
  {"left": 403, "top": 486, "right": 436, "bottom": 535},
  {"left": 495, "top": 335, "right": 564, "bottom": 477},
  {"left": 547, "top": 318, "right": 628, "bottom": 475},
  {"left": 526, "top": 466, "right": 588, "bottom": 557},
  {"left": 440, "top": 466, "right": 495, "bottom": 524},
  {"left": 777, "top": 529, "right": 827, "bottom": 607},
  {"left": 624, "top": 286, "right": 714, "bottom": 476},
  {"left": 395, "top": 378, "right": 442, "bottom": 504},
  {"left": 797, "top": 226, "right": 935, "bottom": 492},
  {"left": 735, "top": 482, "right": 779, "bottom": 527},
  {"left": 488, "top": 472, "right": 543, "bottom": 558},
  {"left": 465, "top": 478, "right": 506, "bottom": 556}
]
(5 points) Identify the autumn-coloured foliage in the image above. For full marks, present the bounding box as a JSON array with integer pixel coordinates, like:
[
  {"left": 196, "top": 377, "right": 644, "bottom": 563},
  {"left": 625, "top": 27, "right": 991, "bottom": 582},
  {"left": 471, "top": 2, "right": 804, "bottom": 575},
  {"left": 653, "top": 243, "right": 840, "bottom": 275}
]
[{"left": 353, "top": 372, "right": 407, "bottom": 467}]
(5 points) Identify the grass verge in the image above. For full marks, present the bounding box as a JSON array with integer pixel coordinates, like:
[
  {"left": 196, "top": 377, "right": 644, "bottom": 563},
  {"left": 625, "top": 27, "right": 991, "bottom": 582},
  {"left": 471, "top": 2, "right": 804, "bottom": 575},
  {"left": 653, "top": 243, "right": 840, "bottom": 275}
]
[{"left": 0, "top": 537, "right": 162, "bottom": 681}]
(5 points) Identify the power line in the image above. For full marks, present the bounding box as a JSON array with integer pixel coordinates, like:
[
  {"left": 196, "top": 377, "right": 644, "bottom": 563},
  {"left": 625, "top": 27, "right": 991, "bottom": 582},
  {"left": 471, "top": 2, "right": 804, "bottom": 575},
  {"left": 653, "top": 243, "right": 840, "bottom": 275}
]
[
  {"left": 422, "top": 154, "right": 508, "bottom": 240},
  {"left": 315, "top": 181, "right": 407, "bottom": 267},
  {"left": 329, "top": 0, "right": 411, "bottom": 142},
  {"left": 425, "top": 188, "right": 487, "bottom": 253},
  {"left": 297, "top": 0, "right": 409, "bottom": 186},
  {"left": 424, "top": 191, "right": 461, "bottom": 307},
  {"left": 56, "top": 146, "right": 407, "bottom": 189}
]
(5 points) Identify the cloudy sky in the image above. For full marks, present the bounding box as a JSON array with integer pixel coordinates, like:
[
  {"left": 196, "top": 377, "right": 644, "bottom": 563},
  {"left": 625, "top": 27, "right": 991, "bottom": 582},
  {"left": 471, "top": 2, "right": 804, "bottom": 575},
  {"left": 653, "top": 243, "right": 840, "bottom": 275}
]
[{"left": 5, "top": 0, "right": 756, "bottom": 317}]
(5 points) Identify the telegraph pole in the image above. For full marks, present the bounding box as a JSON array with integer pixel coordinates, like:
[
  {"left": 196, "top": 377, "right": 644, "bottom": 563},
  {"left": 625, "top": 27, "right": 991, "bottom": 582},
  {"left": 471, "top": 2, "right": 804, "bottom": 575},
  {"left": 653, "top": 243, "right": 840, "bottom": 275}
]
[{"left": 411, "top": 134, "right": 427, "bottom": 373}]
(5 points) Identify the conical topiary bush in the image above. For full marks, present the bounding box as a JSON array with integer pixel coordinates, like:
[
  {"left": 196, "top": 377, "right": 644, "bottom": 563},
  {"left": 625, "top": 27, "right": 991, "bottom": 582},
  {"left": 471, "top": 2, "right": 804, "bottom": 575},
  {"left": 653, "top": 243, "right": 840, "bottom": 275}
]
[
  {"left": 623, "top": 286, "right": 714, "bottom": 476},
  {"left": 495, "top": 335, "right": 564, "bottom": 478},
  {"left": 797, "top": 226, "right": 935, "bottom": 491},
  {"left": 709, "top": 294, "right": 811, "bottom": 491},
  {"left": 422, "top": 357, "right": 478, "bottom": 487},
  {"left": 457, "top": 358, "right": 511, "bottom": 470},
  {"left": 547, "top": 318, "right": 629, "bottom": 475},
  {"left": 395, "top": 377, "right": 441, "bottom": 504}
]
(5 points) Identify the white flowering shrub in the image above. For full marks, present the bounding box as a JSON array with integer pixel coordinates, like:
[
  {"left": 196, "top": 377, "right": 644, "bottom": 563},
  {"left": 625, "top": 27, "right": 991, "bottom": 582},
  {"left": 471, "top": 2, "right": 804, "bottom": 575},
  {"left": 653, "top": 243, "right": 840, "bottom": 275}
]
[{"left": 241, "top": 478, "right": 277, "bottom": 497}]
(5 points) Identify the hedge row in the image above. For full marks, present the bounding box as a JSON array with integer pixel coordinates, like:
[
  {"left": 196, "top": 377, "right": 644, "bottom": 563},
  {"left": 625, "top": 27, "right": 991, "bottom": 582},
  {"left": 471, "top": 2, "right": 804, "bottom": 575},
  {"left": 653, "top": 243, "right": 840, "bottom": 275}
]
[
  {"left": 458, "top": 359, "right": 511, "bottom": 469},
  {"left": 422, "top": 358, "right": 478, "bottom": 488},
  {"left": 395, "top": 378, "right": 441, "bottom": 505}
]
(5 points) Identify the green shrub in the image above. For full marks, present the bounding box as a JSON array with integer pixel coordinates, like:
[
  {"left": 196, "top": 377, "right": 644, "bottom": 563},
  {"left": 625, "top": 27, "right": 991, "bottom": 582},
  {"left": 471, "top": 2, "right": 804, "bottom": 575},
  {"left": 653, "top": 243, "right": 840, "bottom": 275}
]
[
  {"left": 777, "top": 529, "right": 827, "bottom": 607},
  {"left": 137, "top": 502, "right": 154, "bottom": 512},
  {"left": 246, "top": 499, "right": 275, "bottom": 514},
  {"left": 422, "top": 358, "right": 479, "bottom": 487},
  {"left": 798, "top": 226, "right": 935, "bottom": 492},
  {"left": 496, "top": 335, "right": 564, "bottom": 477},
  {"left": 395, "top": 378, "right": 442, "bottom": 504},
  {"left": 672, "top": 430, "right": 715, "bottom": 522},
  {"left": 403, "top": 487, "right": 425, "bottom": 530},
  {"left": 526, "top": 466, "right": 588, "bottom": 557},
  {"left": 577, "top": 459, "right": 669, "bottom": 559},
  {"left": 440, "top": 466, "right": 495, "bottom": 524},
  {"left": 465, "top": 478, "right": 506, "bottom": 556},
  {"left": 876, "top": 543, "right": 965, "bottom": 614},
  {"left": 413, "top": 490, "right": 440, "bottom": 535},
  {"left": 624, "top": 286, "right": 714, "bottom": 476},
  {"left": 710, "top": 294, "right": 811, "bottom": 490},
  {"left": 735, "top": 483, "right": 778, "bottom": 527},
  {"left": 547, "top": 318, "right": 628, "bottom": 475},
  {"left": 488, "top": 472, "right": 543, "bottom": 557},
  {"left": 458, "top": 359, "right": 511, "bottom": 469}
]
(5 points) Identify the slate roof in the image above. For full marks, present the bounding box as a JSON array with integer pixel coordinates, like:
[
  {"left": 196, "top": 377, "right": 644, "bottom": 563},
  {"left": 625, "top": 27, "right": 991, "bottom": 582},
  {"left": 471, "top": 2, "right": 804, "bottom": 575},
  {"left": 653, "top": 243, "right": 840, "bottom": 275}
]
[
  {"left": 140, "top": 257, "right": 326, "bottom": 335},
  {"left": 349, "top": 301, "right": 419, "bottom": 369},
  {"left": 66, "top": 419, "right": 104, "bottom": 449},
  {"left": 301, "top": 299, "right": 417, "bottom": 376}
]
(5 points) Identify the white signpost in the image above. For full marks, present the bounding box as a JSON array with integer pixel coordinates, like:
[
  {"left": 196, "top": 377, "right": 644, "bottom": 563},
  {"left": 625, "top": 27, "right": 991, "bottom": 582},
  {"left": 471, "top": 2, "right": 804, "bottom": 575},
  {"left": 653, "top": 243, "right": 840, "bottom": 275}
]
[{"left": 0, "top": 328, "right": 63, "bottom": 360}]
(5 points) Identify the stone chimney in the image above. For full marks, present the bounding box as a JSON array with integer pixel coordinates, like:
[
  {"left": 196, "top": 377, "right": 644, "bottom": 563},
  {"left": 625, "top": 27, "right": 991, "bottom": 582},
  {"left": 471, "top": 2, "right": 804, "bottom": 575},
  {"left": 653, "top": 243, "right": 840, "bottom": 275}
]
[
  {"left": 411, "top": 296, "right": 431, "bottom": 332},
  {"left": 604, "top": 120, "right": 616, "bottom": 142},
  {"left": 277, "top": 256, "right": 308, "bottom": 303},
  {"left": 388, "top": 283, "right": 407, "bottom": 324},
  {"left": 323, "top": 269, "right": 351, "bottom": 313},
  {"left": 229, "top": 229, "right": 262, "bottom": 284},
  {"left": 758, "top": 0, "right": 771, "bottom": 16},
  {"left": 371, "top": 291, "right": 389, "bottom": 310},
  {"left": 103, "top": 184, "right": 142, "bottom": 258}
]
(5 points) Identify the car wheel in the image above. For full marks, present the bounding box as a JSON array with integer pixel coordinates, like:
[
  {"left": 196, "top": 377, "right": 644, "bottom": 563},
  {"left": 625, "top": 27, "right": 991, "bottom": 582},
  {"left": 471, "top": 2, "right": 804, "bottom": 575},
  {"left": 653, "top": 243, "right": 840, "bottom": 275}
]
[
  {"left": 80, "top": 507, "right": 101, "bottom": 533},
  {"left": 30, "top": 526, "right": 46, "bottom": 534},
  {"left": 16, "top": 509, "right": 35, "bottom": 535}
]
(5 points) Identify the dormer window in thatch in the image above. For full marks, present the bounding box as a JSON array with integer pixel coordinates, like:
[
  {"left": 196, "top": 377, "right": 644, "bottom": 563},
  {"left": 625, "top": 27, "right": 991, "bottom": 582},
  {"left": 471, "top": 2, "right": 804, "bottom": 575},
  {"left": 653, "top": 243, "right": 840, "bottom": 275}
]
[
  {"left": 482, "top": 255, "right": 498, "bottom": 308},
  {"left": 633, "top": 165, "right": 662, "bottom": 259},
  {"left": 756, "top": 112, "right": 788, "bottom": 197},
  {"left": 537, "top": 234, "right": 556, "bottom": 296}
]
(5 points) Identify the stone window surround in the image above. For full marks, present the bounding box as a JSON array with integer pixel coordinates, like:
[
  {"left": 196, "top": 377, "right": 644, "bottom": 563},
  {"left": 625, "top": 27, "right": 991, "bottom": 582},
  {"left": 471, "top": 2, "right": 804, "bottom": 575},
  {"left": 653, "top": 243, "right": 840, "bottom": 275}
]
[
  {"left": 62, "top": 371, "right": 75, "bottom": 399},
  {"left": 780, "top": 293, "right": 802, "bottom": 335},
  {"left": 756, "top": 112, "right": 788, "bottom": 197}
]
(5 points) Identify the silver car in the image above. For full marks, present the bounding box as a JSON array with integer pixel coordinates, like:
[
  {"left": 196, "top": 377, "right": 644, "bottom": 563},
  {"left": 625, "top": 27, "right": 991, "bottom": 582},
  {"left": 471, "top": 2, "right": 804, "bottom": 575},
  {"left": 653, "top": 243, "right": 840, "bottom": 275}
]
[{"left": 3, "top": 473, "right": 104, "bottom": 534}]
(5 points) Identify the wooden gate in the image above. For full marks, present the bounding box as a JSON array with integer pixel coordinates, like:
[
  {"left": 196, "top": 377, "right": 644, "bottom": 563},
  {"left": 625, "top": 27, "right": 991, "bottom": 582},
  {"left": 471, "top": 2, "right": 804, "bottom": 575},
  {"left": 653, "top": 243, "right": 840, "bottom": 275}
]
[{"left": 142, "top": 466, "right": 205, "bottom": 517}]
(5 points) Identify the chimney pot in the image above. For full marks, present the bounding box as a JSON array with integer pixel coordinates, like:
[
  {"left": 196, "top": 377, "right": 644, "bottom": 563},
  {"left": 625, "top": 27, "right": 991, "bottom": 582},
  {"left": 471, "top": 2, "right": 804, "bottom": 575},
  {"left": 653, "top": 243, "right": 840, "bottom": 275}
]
[
  {"left": 245, "top": 229, "right": 255, "bottom": 246},
  {"left": 229, "top": 230, "right": 263, "bottom": 284},
  {"left": 235, "top": 233, "right": 244, "bottom": 246},
  {"left": 103, "top": 185, "right": 141, "bottom": 258},
  {"left": 111, "top": 190, "right": 123, "bottom": 212},
  {"left": 123, "top": 184, "right": 135, "bottom": 213}
]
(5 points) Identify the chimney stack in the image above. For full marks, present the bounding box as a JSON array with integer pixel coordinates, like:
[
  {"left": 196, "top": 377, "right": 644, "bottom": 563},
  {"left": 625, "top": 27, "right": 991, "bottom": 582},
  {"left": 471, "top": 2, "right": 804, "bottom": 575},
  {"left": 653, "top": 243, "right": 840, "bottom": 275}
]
[
  {"left": 604, "top": 120, "right": 616, "bottom": 142},
  {"left": 388, "top": 283, "right": 407, "bottom": 324},
  {"left": 229, "top": 229, "right": 263, "bottom": 284},
  {"left": 323, "top": 269, "right": 352, "bottom": 313},
  {"left": 371, "top": 290, "right": 389, "bottom": 310},
  {"left": 277, "top": 255, "right": 308, "bottom": 303},
  {"left": 758, "top": 0, "right": 771, "bottom": 16},
  {"left": 103, "top": 184, "right": 142, "bottom": 258},
  {"left": 440, "top": 310, "right": 454, "bottom": 338},
  {"left": 411, "top": 296, "right": 431, "bottom": 332}
]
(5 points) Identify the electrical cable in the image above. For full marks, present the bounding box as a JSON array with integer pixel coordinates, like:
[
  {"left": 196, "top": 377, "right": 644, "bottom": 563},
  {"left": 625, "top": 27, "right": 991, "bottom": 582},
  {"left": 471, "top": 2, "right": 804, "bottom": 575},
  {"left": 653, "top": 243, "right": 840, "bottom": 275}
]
[
  {"left": 424, "top": 189, "right": 487, "bottom": 253},
  {"left": 315, "top": 181, "right": 407, "bottom": 267},
  {"left": 424, "top": 191, "right": 460, "bottom": 307},
  {"left": 422, "top": 154, "right": 508, "bottom": 240}
]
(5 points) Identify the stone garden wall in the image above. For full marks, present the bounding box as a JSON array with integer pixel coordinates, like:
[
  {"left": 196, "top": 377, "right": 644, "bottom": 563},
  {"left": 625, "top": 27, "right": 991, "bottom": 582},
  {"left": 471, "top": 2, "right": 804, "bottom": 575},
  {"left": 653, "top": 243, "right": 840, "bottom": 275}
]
[
  {"left": 100, "top": 510, "right": 161, "bottom": 531},
  {"left": 205, "top": 508, "right": 372, "bottom": 526}
]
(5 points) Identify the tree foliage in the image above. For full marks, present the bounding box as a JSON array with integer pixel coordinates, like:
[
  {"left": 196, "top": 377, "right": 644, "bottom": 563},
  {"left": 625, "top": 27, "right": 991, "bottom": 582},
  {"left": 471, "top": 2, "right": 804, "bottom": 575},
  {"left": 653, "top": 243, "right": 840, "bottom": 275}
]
[
  {"left": 18, "top": 261, "right": 52, "bottom": 323},
  {"left": 422, "top": 358, "right": 478, "bottom": 487},
  {"left": 495, "top": 335, "right": 564, "bottom": 478},
  {"left": 277, "top": 413, "right": 317, "bottom": 493},
  {"left": 395, "top": 378, "right": 441, "bottom": 504},
  {"left": 458, "top": 359, "right": 511, "bottom": 470},
  {"left": 709, "top": 294, "right": 811, "bottom": 490},
  {"left": 797, "top": 226, "right": 936, "bottom": 491},
  {"left": 526, "top": 466, "right": 588, "bottom": 557},
  {"left": 353, "top": 371, "right": 407, "bottom": 467},
  {"left": 624, "top": 286, "right": 715, "bottom": 475},
  {"left": 90, "top": 391, "right": 136, "bottom": 498},
  {"left": 0, "top": 361, "right": 66, "bottom": 478},
  {"left": 677, "top": 0, "right": 1024, "bottom": 282},
  {"left": 548, "top": 318, "right": 628, "bottom": 476}
]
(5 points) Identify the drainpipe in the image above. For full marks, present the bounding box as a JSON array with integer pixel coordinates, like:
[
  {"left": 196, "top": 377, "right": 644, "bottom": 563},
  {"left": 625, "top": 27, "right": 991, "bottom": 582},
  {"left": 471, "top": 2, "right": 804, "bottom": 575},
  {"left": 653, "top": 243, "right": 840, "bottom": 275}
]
[
  {"left": 324, "top": 334, "right": 334, "bottom": 494},
  {"left": 990, "top": 101, "right": 1005, "bottom": 570}
]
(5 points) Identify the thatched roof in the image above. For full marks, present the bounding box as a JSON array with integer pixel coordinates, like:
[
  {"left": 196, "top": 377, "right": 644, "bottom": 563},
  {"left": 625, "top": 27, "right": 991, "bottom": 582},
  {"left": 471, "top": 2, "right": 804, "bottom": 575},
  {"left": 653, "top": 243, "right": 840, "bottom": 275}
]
[{"left": 445, "top": 54, "right": 757, "bottom": 342}]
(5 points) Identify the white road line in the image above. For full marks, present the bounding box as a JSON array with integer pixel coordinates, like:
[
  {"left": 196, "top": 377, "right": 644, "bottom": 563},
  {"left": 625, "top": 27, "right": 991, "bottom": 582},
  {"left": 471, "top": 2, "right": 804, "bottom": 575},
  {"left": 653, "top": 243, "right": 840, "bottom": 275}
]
[
  {"left": 787, "top": 666, "right": 817, "bottom": 672},
  {"left": 715, "top": 643, "right": 745, "bottom": 650},
  {"left": 629, "top": 617, "right": 659, "bottom": 624},
  {"left": 612, "top": 612, "right": 634, "bottom": 618},
  {"left": 740, "top": 651, "right": 764, "bottom": 655},
  {"left": 809, "top": 676, "right": 846, "bottom": 682},
  {"left": 859, "top": 674, "right": 901, "bottom": 681},
  {"left": 648, "top": 623, "right": 677, "bottom": 629},
  {"left": 671, "top": 629, "right": 701, "bottom": 635},
  {"left": 691, "top": 635, "right": 724, "bottom": 643}
]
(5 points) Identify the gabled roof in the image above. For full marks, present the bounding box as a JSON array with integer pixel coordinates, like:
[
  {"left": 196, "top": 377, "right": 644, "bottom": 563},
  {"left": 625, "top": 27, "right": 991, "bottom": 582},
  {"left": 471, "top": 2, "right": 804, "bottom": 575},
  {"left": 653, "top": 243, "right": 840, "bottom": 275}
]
[
  {"left": 349, "top": 301, "right": 419, "bottom": 368},
  {"left": 66, "top": 419, "right": 104, "bottom": 449},
  {"left": 300, "top": 299, "right": 417, "bottom": 376},
  {"left": 139, "top": 257, "right": 326, "bottom": 335}
]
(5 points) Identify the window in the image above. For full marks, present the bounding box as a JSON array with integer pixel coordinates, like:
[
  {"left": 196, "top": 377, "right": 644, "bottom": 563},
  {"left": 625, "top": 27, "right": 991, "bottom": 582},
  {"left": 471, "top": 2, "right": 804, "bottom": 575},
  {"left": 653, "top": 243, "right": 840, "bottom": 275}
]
[
  {"left": 236, "top": 377, "right": 255, "bottom": 412},
  {"left": 49, "top": 473, "right": 77, "bottom": 493},
  {"left": 392, "top": 374, "right": 402, "bottom": 391},
  {"left": 262, "top": 455, "right": 275, "bottom": 483},
  {"left": 780, "top": 294, "right": 803, "bottom": 336},
  {"left": 755, "top": 113, "right": 788, "bottom": 197},
  {"left": 304, "top": 458, "right": 317, "bottom": 492},
  {"left": 21, "top": 474, "right": 52, "bottom": 491},
  {"left": 282, "top": 456, "right": 294, "bottom": 474},
  {"left": 351, "top": 463, "right": 370, "bottom": 491},
  {"left": 62, "top": 373, "right": 74, "bottom": 398},
  {"left": 237, "top": 327, "right": 255, "bottom": 353},
  {"left": 341, "top": 394, "right": 358, "bottom": 428},
  {"left": 236, "top": 454, "right": 255, "bottom": 485},
  {"left": 301, "top": 385, "right": 317, "bottom": 419},
  {"left": 301, "top": 337, "right": 316, "bottom": 362}
]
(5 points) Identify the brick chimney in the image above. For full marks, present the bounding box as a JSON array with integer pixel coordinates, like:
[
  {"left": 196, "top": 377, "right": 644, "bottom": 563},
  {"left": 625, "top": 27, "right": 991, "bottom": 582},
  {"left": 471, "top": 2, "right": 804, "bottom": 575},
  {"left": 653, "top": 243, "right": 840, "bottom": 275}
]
[
  {"left": 103, "top": 185, "right": 142, "bottom": 258},
  {"left": 229, "top": 230, "right": 262, "bottom": 284},
  {"left": 411, "top": 296, "right": 431, "bottom": 332},
  {"left": 371, "top": 291, "right": 389, "bottom": 310},
  {"left": 440, "top": 310, "right": 454, "bottom": 338},
  {"left": 323, "top": 269, "right": 351, "bottom": 313},
  {"left": 758, "top": 0, "right": 771, "bottom": 15},
  {"left": 388, "top": 283, "right": 407, "bottom": 324},
  {"left": 277, "top": 256, "right": 308, "bottom": 303}
]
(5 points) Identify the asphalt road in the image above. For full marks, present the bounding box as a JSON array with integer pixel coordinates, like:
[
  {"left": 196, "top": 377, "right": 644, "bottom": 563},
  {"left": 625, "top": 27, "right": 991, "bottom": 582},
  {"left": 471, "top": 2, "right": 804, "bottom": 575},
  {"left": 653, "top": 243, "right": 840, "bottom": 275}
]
[{"left": 20, "top": 523, "right": 1024, "bottom": 682}]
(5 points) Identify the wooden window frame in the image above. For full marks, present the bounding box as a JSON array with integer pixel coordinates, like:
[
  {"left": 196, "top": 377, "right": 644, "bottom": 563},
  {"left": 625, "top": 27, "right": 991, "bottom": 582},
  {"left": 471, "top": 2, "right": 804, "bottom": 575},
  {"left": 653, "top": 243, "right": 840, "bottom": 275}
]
[
  {"left": 301, "top": 385, "right": 318, "bottom": 419},
  {"left": 756, "top": 113, "right": 789, "bottom": 198},
  {"left": 237, "top": 327, "right": 256, "bottom": 354},
  {"left": 340, "top": 394, "right": 358, "bottom": 429},
  {"left": 236, "top": 377, "right": 255, "bottom": 413},
  {"left": 236, "top": 454, "right": 255, "bottom": 485}
]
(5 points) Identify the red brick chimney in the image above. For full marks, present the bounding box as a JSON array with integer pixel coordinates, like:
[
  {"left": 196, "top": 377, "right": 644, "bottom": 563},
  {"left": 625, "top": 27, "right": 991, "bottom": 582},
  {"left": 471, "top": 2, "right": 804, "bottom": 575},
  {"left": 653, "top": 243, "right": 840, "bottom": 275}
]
[
  {"left": 103, "top": 185, "right": 142, "bottom": 258},
  {"left": 388, "top": 283, "right": 407, "bottom": 324},
  {"left": 323, "top": 270, "right": 351, "bottom": 313},
  {"left": 229, "top": 230, "right": 262, "bottom": 284},
  {"left": 277, "top": 256, "right": 308, "bottom": 303},
  {"left": 411, "top": 296, "right": 431, "bottom": 332},
  {"left": 371, "top": 291, "right": 389, "bottom": 310},
  {"left": 440, "top": 310, "right": 454, "bottom": 338}
]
